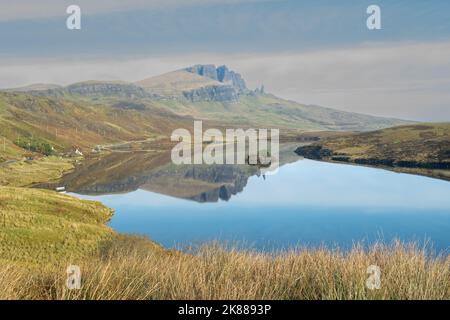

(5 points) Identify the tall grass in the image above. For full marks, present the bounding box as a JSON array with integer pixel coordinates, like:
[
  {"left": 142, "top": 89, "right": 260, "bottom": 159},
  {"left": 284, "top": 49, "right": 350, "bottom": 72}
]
[{"left": 0, "top": 237, "right": 448, "bottom": 300}]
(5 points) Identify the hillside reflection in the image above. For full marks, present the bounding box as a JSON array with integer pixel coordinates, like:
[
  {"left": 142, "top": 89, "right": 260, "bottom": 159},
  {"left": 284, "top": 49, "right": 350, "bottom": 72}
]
[{"left": 36, "top": 143, "right": 301, "bottom": 202}]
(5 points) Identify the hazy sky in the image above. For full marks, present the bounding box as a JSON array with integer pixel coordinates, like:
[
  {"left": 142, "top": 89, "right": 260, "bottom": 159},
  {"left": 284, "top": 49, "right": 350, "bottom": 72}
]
[{"left": 1, "top": 0, "right": 450, "bottom": 121}]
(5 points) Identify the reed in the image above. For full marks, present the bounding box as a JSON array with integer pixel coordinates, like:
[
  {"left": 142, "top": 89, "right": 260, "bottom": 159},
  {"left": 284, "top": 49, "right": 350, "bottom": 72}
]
[{"left": 1, "top": 237, "right": 448, "bottom": 300}]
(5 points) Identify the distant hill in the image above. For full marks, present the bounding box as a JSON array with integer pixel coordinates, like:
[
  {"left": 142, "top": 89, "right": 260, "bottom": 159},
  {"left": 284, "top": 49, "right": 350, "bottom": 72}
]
[
  {"left": 0, "top": 91, "right": 191, "bottom": 156},
  {"left": 184, "top": 64, "right": 247, "bottom": 92},
  {"left": 0, "top": 64, "right": 413, "bottom": 158},
  {"left": 4, "top": 83, "right": 62, "bottom": 92},
  {"left": 136, "top": 70, "right": 224, "bottom": 97},
  {"left": 295, "top": 123, "right": 450, "bottom": 180},
  {"left": 136, "top": 65, "right": 247, "bottom": 102}
]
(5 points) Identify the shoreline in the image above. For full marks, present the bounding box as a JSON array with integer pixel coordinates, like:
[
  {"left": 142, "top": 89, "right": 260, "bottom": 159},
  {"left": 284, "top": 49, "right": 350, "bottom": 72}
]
[
  {"left": 295, "top": 145, "right": 450, "bottom": 182},
  {"left": 301, "top": 156, "right": 450, "bottom": 182}
]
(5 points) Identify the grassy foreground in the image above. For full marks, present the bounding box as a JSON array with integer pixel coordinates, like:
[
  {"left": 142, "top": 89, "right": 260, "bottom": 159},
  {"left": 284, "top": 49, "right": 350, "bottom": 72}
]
[
  {"left": 0, "top": 238, "right": 448, "bottom": 300},
  {"left": 0, "top": 171, "right": 448, "bottom": 300},
  {"left": 0, "top": 187, "right": 113, "bottom": 265},
  {"left": 0, "top": 156, "right": 74, "bottom": 187}
]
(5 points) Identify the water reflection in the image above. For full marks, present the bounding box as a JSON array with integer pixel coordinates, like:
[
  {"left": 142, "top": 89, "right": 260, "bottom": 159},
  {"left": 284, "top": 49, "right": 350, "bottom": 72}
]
[
  {"left": 34, "top": 142, "right": 450, "bottom": 252},
  {"left": 68, "top": 153, "right": 450, "bottom": 253},
  {"left": 41, "top": 143, "right": 300, "bottom": 202}
]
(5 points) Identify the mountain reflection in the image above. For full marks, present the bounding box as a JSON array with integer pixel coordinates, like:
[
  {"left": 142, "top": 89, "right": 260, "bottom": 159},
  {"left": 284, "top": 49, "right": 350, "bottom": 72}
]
[{"left": 36, "top": 143, "right": 301, "bottom": 203}]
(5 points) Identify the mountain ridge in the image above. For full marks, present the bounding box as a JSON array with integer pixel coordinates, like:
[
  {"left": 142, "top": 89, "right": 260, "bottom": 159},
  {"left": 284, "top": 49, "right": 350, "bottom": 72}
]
[
  {"left": 0, "top": 63, "right": 413, "bottom": 157},
  {"left": 295, "top": 123, "right": 450, "bottom": 180},
  {"left": 184, "top": 64, "right": 247, "bottom": 93}
]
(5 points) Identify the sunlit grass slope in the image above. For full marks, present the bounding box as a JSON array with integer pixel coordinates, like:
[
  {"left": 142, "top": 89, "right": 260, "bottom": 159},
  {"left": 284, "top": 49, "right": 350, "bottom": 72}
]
[
  {"left": 0, "top": 187, "right": 113, "bottom": 265},
  {"left": 0, "top": 240, "right": 448, "bottom": 300},
  {"left": 0, "top": 156, "right": 74, "bottom": 187}
]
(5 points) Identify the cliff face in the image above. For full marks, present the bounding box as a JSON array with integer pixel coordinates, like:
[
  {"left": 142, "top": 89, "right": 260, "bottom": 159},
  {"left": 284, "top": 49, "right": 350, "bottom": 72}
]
[
  {"left": 65, "top": 82, "right": 152, "bottom": 98},
  {"left": 185, "top": 65, "right": 219, "bottom": 81},
  {"left": 216, "top": 65, "right": 247, "bottom": 93},
  {"left": 3, "top": 64, "right": 413, "bottom": 132},
  {"left": 185, "top": 64, "right": 247, "bottom": 93},
  {"left": 27, "top": 81, "right": 160, "bottom": 99},
  {"left": 182, "top": 64, "right": 247, "bottom": 103},
  {"left": 182, "top": 84, "right": 238, "bottom": 103}
]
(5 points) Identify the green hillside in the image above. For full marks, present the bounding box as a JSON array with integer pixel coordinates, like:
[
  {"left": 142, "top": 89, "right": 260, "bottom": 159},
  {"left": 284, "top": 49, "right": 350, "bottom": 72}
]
[
  {"left": 0, "top": 65, "right": 412, "bottom": 178},
  {"left": 0, "top": 186, "right": 113, "bottom": 265},
  {"left": 185, "top": 93, "right": 411, "bottom": 131},
  {"left": 295, "top": 123, "right": 450, "bottom": 180},
  {"left": 1, "top": 64, "right": 412, "bottom": 152},
  {"left": 0, "top": 91, "right": 190, "bottom": 154},
  {"left": 136, "top": 70, "right": 224, "bottom": 96}
]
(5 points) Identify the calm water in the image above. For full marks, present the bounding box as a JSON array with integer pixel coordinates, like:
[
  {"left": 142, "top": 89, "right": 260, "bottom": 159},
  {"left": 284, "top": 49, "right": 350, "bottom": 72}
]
[{"left": 73, "top": 159, "right": 450, "bottom": 253}]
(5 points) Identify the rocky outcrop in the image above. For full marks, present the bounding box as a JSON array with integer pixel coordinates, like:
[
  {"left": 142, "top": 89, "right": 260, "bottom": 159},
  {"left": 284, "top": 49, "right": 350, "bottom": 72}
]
[
  {"left": 26, "top": 82, "right": 162, "bottom": 100},
  {"left": 216, "top": 65, "right": 247, "bottom": 93},
  {"left": 65, "top": 82, "right": 151, "bottom": 98},
  {"left": 354, "top": 158, "right": 396, "bottom": 166},
  {"left": 185, "top": 64, "right": 247, "bottom": 93},
  {"left": 111, "top": 101, "right": 147, "bottom": 110},
  {"left": 182, "top": 64, "right": 248, "bottom": 103},
  {"left": 182, "top": 85, "right": 238, "bottom": 103},
  {"left": 253, "top": 85, "right": 265, "bottom": 95},
  {"left": 185, "top": 64, "right": 219, "bottom": 81},
  {"left": 294, "top": 145, "right": 333, "bottom": 159},
  {"left": 394, "top": 161, "right": 450, "bottom": 170},
  {"left": 295, "top": 145, "right": 450, "bottom": 170}
]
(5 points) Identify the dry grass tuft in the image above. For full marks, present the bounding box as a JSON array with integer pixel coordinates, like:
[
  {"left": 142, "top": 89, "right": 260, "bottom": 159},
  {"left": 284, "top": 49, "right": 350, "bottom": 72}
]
[{"left": 1, "top": 237, "right": 448, "bottom": 300}]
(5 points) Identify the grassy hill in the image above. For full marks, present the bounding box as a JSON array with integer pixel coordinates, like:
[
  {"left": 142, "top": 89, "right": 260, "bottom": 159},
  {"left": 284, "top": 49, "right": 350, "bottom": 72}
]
[
  {"left": 0, "top": 187, "right": 448, "bottom": 300},
  {"left": 1, "top": 64, "right": 412, "bottom": 155},
  {"left": 295, "top": 123, "right": 450, "bottom": 180},
  {"left": 0, "top": 84, "right": 411, "bottom": 173},
  {"left": 0, "top": 166, "right": 448, "bottom": 299},
  {"left": 136, "top": 70, "right": 224, "bottom": 97},
  {"left": 183, "top": 93, "right": 411, "bottom": 131},
  {"left": 0, "top": 187, "right": 113, "bottom": 265},
  {"left": 0, "top": 66, "right": 447, "bottom": 300},
  {"left": 0, "top": 91, "right": 192, "bottom": 154},
  {"left": 4, "top": 83, "right": 62, "bottom": 92},
  {"left": 0, "top": 156, "right": 74, "bottom": 187}
]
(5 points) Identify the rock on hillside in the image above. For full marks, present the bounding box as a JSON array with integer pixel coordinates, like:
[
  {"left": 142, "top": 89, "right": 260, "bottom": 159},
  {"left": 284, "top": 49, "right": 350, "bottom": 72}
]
[
  {"left": 65, "top": 81, "right": 151, "bottom": 98},
  {"left": 185, "top": 64, "right": 247, "bottom": 93},
  {"left": 182, "top": 85, "right": 238, "bottom": 103}
]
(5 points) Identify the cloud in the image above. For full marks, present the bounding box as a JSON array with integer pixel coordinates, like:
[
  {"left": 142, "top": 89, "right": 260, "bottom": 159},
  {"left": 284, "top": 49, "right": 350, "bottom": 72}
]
[
  {"left": 1, "top": 41, "right": 450, "bottom": 121},
  {"left": 233, "top": 41, "right": 450, "bottom": 121},
  {"left": 2, "top": 0, "right": 449, "bottom": 59},
  {"left": 0, "top": 0, "right": 259, "bottom": 21}
]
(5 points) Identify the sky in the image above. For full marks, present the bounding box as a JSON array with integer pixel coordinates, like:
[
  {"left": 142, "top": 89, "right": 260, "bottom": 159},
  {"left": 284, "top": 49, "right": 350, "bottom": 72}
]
[{"left": 0, "top": 0, "right": 450, "bottom": 121}]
